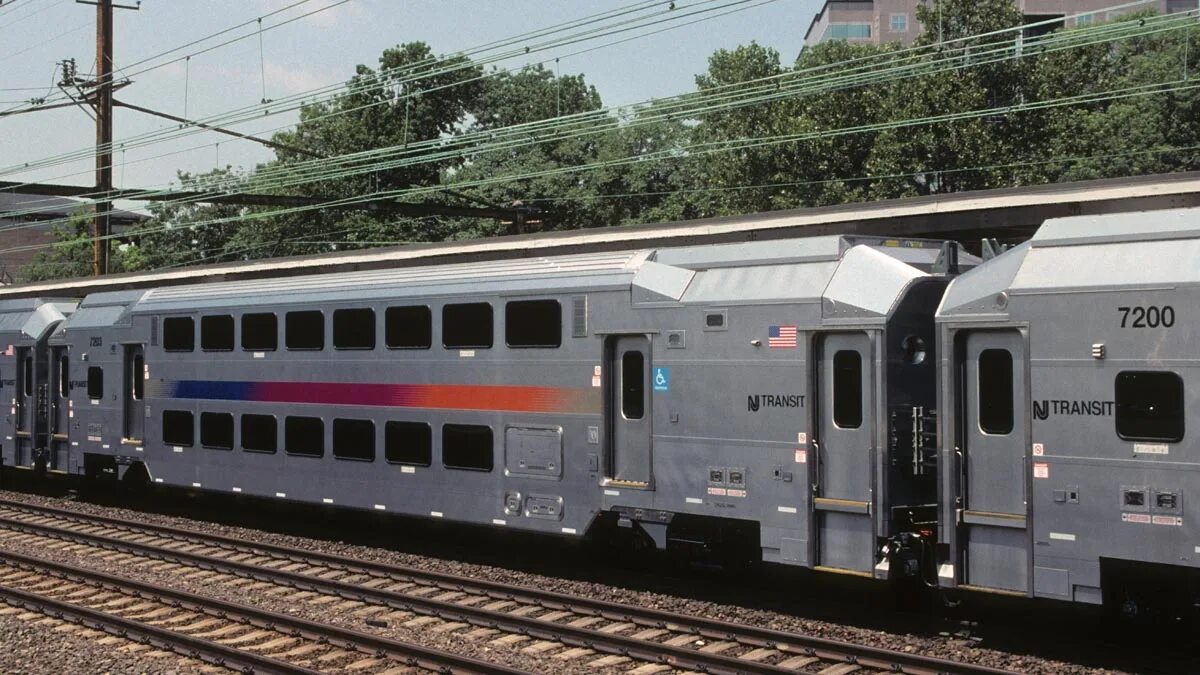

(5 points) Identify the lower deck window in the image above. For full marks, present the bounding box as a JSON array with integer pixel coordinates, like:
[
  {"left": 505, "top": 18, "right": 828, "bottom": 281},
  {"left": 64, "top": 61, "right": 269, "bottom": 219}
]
[
  {"left": 162, "top": 410, "right": 194, "bottom": 447},
  {"left": 200, "top": 412, "right": 234, "bottom": 450},
  {"left": 385, "top": 421, "right": 432, "bottom": 466},
  {"left": 1116, "top": 371, "right": 1184, "bottom": 442},
  {"left": 442, "top": 424, "right": 493, "bottom": 471},
  {"left": 333, "top": 418, "right": 374, "bottom": 461},
  {"left": 285, "top": 416, "right": 324, "bottom": 457},
  {"left": 242, "top": 414, "right": 277, "bottom": 453}
]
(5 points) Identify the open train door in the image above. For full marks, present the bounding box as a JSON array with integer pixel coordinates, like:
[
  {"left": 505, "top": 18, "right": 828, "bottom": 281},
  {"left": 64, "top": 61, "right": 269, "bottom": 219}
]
[
  {"left": 813, "top": 331, "right": 875, "bottom": 574},
  {"left": 957, "top": 329, "right": 1029, "bottom": 594}
]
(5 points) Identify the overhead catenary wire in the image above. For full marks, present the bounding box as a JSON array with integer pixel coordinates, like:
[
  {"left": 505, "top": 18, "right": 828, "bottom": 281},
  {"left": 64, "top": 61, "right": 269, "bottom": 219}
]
[
  {"left": 3, "top": 3, "right": 1190, "bottom": 226},
  {"left": 5, "top": 72, "right": 1197, "bottom": 257}
]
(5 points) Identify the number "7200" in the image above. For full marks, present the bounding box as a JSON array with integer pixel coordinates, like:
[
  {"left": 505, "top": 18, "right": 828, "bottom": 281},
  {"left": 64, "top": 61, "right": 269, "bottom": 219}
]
[{"left": 1118, "top": 305, "right": 1175, "bottom": 328}]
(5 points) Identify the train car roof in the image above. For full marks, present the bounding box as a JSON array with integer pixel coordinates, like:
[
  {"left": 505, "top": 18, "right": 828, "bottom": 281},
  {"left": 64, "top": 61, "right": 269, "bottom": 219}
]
[
  {"left": 63, "top": 235, "right": 948, "bottom": 324},
  {"left": 939, "top": 207, "right": 1200, "bottom": 317},
  {"left": 0, "top": 298, "right": 76, "bottom": 341}
]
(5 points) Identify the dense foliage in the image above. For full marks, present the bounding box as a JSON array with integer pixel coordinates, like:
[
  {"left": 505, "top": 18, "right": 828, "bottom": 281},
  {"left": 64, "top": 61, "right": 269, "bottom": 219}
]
[{"left": 22, "top": 0, "right": 1200, "bottom": 280}]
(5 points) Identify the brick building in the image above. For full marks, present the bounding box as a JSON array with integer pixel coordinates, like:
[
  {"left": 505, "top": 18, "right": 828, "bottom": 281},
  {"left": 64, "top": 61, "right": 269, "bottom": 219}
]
[
  {"left": 0, "top": 193, "right": 145, "bottom": 281},
  {"left": 803, "top": 0, "right": 1199, "bottom": 48}
]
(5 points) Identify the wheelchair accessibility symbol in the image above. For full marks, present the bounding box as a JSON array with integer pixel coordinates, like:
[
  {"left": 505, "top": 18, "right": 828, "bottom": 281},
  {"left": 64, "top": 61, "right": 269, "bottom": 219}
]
[{"left": 652, "top": 367, "right": 670, "bottom": 392}]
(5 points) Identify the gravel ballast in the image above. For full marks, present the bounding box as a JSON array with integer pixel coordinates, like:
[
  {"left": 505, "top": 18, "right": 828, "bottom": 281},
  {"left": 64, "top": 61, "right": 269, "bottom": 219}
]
[{"left": 0, "top": 487, "right": 1171, "bottom": 674}]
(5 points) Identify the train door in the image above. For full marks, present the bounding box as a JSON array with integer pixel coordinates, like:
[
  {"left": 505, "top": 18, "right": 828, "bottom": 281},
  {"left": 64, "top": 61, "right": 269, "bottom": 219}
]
[
  {"left": 814, "top": 332, "right": 875, "bottom": 573},
  {"left": 959, "top": 330, "right": 1029, "bottom": 593},
  {"left": 123, "top": 344, "right": 145, "bottom": 443},
  {"left": 607, "top": 335, "right": 651, "bottom": 487},
  {"left": 50, "top": 347, "right": 69, "bottom": 469},
  {"left": 14, "top": 348, "right": 34, "bottom": 466}
]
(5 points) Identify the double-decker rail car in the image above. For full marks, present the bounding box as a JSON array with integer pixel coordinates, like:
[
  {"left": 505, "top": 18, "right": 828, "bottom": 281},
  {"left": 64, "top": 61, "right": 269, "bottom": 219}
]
[
  {"left": 8, "top": 206, "right": 1199, "bottom": 616},
  {"left": 6, "top": 235, "right": 960, "bottom": 580},
  {"left": 937, "top": 208, "right": 1200, "bottom": 615}
]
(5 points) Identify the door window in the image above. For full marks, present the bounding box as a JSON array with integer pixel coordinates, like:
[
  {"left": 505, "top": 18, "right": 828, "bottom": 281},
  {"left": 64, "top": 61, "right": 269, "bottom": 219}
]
[
  {"left": 131, "top": 353, "right": 144, "bottom": 400},
  {"left": 833, "top": 350, "right": 862, "bottom": 429},
  {"left": 621, "top": 351, "right": 645, "bottom": 420},
  {"left": 978, "top": 349, "right": 1014, "bottom": 435},
  {"left": 22, "top": 355, "right": 32, "bottom": 397}
]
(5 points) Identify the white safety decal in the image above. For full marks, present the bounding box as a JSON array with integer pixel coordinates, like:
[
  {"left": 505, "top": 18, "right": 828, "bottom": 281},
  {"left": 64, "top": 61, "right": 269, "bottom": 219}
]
[
  {"left": 1032, "top": 443, "right": 1044, "bottom": 456},
  {"left": 795, "top": 449, "right": 807, "bottom": 464},
  {"left": 1122, "top": 513, "right": 1151, "bottom": 524},
  {"left": 322, "top": 498, "right": 334, "bottom": 504},
  {"left": 561, "top": 527, "right": 578, "bottom": 535},
  {"left": 1033, "top": 463, "right": 1049, "bottom": 479},
  {"left": 797, "top": 432, "right": 807, "bottom": 445},
  {"left": 1049, "top": 532, "right": 1076, "bottom": 541},
  {"left": 777, "top": 506, "right": 797, "bottom": 514},
  {"left": 1152, "top": 515, "right": 1183, "bottom": 526},
  {"left": 685, "top": 497, "right": 703, "bottom": 504},
  {"left": 1134, "top": 443, "right": 1169, "bottom": 455}
]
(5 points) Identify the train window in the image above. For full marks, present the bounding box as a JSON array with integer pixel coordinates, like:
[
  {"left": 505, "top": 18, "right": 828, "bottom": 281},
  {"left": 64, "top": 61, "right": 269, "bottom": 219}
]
[
  {"left": 385, "top": 306, "right": 432, "bottom": 349},
  {"left": 1115, "top": 371, "right": 1184, "bottom": 442},
  {"left": 333, "top": 308, "right": 375, "bottom": 350},
  {"left": 59, "top": 355, "right": 68, "bottom": 397},
  {"left": 833, "top": 351, "right": 863, "bottom": 429},
  {"left": 286, "top": 311, "right": 324, "bottom": 351},
  {"left": 163, "top": 317, "right": 195, "bottom": 352},
  {"left": 505, "top": 300, "right": 561, "bottom": 348},
  {"left": 242, "top": 313, "right": 277, "bottom": 351},
  {"left": 22, "top": 355, "right": 32, "bottom": 396},
  {"left": 443, "top": 303, "right": 492, "bottom": 349},
  {"left": 87, "top": 366, "right": 103, "bottom": 400},
  {"left": 621, "top": 351, "right": 645, "bottom": 420},
  {"left": 162, "top": 410, "right": 194, "bottom": 447},
  {"left": 442, "top": 424, "right": 493, "bottom": 471},
  {"left": 285, "top": 416, "right": 324, "bottom": 457},
  {"left": 978, "top": 349, "right": 1014, "bottom": 435},
  {"left": 201, "top": 315, "right": 234, "bottom": 351},
  {"left": 241, "top": 414, "right": 277, "bottom": 454},
  {"left": 132, "top": 353, "right": 144, "bottom": 400},
  {"left": 385, "top": 421, "right": 432, "bottom": 466},
  {"left": 333, "top": 418, "right": 374, "bottom": 461},
  {"left": 200, "top": 412, "right": 234, "bottom": 450}
]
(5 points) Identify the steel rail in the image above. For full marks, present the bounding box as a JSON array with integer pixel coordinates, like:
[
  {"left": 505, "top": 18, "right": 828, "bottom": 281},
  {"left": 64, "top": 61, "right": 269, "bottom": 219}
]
[
  {"left": 0, "top": 498, "right": 1014, "bottom": 675},
  {"left": 0, "top": 546, "right": 528, "bottom": 675}
]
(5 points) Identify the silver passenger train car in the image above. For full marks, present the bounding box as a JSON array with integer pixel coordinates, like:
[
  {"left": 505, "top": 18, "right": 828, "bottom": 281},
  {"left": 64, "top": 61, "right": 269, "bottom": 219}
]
[{"left": 0, "top": 208, "right": 1197, "bottom": 615}]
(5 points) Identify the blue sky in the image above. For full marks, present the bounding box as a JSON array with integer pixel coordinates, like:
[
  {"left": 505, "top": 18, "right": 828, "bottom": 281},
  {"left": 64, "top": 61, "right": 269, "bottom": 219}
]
[{"left": 0, "top": 0, "right": 820, "bottom": 199}]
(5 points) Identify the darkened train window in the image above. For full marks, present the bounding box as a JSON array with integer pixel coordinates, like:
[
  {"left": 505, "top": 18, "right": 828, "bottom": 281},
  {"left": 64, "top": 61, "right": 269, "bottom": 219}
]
[
  {"left": 442, "top": 303, "right": 493, "bottom": 349},
  {"left": 385, "top": 421, "right": 432, "bottom": 466},
  {"left": 505, "top": 300, "right": 561, "bottom": 348},
  {"left": 200, "top": 412, "right": 234, "bottom": 450},
  {"left": 286, "top": 311, "right": 324, "bottom": 350},
  {"left": 442, "top": 424, "right": 493, "bottom": 471},
  {"left": 385, "top": 306, "right": 431, "bottom": 349},
  {"left": 22, "top": 355, "right": 32, "bottom": 396},
  {"left": 87, "top": 366, "right": 103, "bottom": 400},
  {"left": 333, "top": 308, "right": 375, "bottom": 350},
  {"left": 621, "top": 351, "right": 645, "bottom": 420},
  {"left": 163, "top": 317, "right": 195, "bottom": 352},
  {"left": 241, "top": 414, "right": 277, "bottom": 453},
  {"left": 333, "top": 418, "right": 374, "bottom": 461},
  {"left": 978, "top": 349, "right": 1014, "bottom": 435},
  {"left": 132, "top": 353, "right": 144, "bottom": 400},
  {"left": 201, "top": 315, "right": 234, "bottom": 351},
  {"left": 285, "top": 416, "right": 324, "bottom": 457},
  {"left": 242, "top": 313, "right": 277, "bottom": 351},
  {"left": 833, "top": 351, "right": 863, "bottom": 429},
  {"left": 59, "top": 355, "right": 69, "bottom": 397},
  {"left": 162, "top": 410, "right": 194, "bottom": 447},
  {"left": 1115, "top": 371, "right": 1184, "bottom": 442}
]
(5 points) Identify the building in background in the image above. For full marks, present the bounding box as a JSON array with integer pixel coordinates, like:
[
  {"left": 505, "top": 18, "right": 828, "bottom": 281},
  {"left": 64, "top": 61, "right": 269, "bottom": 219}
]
[
  {"left": 803, "top": 0, "right": 1198, "bottom": 48},
  {"left": 0, "top": 193, "right": 146, "bottom": 281}
]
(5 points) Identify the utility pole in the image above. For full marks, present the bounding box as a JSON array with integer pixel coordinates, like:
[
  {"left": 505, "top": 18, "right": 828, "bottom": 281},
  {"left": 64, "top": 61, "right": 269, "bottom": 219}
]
[{"left": 77, "top": 0, "right": 138, "bottom": 276}]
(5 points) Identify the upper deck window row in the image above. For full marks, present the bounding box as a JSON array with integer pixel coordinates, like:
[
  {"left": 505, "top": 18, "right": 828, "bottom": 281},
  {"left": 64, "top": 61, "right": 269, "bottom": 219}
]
[{"left": 160, "top": 300, "right": 562, "bottom": 352}]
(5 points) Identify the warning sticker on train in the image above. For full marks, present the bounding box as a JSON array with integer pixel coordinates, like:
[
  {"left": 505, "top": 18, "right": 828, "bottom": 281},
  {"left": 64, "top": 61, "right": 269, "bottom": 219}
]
[{"left": 767, "top": 325, "right": 798, "bottom": 348}]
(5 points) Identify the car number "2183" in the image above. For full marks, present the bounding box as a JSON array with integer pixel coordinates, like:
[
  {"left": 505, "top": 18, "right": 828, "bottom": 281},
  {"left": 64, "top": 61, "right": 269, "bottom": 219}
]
[{"left": 1118, "top": 305, "right": 1175, "bottom": 328}]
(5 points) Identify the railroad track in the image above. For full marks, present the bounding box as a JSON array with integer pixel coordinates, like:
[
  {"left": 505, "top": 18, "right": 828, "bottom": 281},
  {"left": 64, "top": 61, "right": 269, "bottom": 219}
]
[
  {"left": 0, "top": 497, "right": 1012, "bottom": 675},
  {"left": 0, "top": 546, "right": 525, "bottom": 674}
]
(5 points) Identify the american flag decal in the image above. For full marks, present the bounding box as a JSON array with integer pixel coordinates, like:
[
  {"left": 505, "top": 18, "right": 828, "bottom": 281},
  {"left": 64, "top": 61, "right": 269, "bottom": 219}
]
[{"left": 768, "top": 325, "right": 798, "bottom": 348}]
